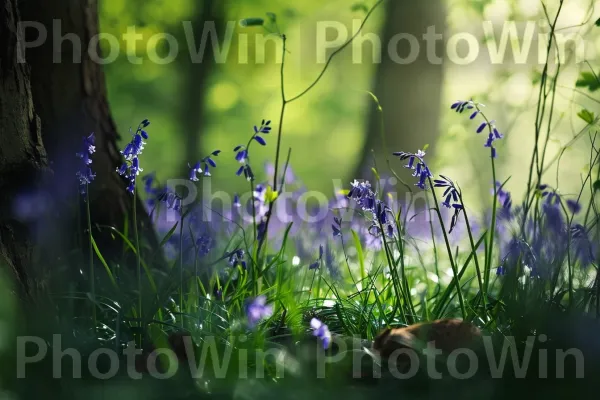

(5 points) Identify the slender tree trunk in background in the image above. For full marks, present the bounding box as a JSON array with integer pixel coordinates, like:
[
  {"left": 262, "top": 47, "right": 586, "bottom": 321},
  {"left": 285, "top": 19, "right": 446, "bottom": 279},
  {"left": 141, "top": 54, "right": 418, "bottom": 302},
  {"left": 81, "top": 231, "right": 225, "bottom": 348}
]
[
  {"left": 356, "top": 0, "right": 445, "bottom": 197},
  {"left": 0, "top": 0, "right": 48, "bottom": 297},
  {"left": 179, "top": 0, "right": 226, "bottom": 177},
  {"left": 2, "top": 0, "right": 162, "bottom": 293}
]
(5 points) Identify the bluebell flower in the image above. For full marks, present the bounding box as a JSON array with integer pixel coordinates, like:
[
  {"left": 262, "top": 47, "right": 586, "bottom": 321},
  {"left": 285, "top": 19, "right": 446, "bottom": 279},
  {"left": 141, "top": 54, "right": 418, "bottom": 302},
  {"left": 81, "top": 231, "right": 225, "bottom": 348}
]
[
  {"left": 252, "top": 183, "right": 270, "bottom": 220},
  {"left": 347, "top": 180, "right": 395, "bottom": 240},
  {"left": 433, "top": 175, "right": 461, "bottom": 208},
  {"left": 158, "top": 191, "right": 183, "bottom": 212},
  {"left": 142, "top": 172, "right": 155, "bottom": 192},
  {"left": 310, "top": 318, "right": 331, "bottom": 350},
  {"left": 452, "top": 100, "right": 503, "bottom": 157},
  {"left": 117, "top": 120, "right": 150, "bottom": 194},
  {"left": 257, "top": 219, "right": 267, "bottom": 242},
  {"left": 494, "top": 181, "right": 513, "bottom": 221},
  {"left": 228, "top": 248, "right": 247, "bottom": 270},
  {"left": 196, "top": 234, "right": 213, "bottom": 257},
  {"left": 433, "top": 175, "right": 464, "bottom": 233},
  {"left": 332, "top": 216, "right": 342, "bottom": 238},
  {"left": 141, "top": 172, "right": 165, "bottom": 210},
  {"left": 392, "top": 149, "right": 433, "bottom": 190},
  {"left": 255, "top": 120, "right": 272, "bottom": 134},
  {"left": 451, "top": 100, "right": 475, "bottom": 113},
  {"left": 541, "top": 192, "right": 565, "bottom": 236},
  {"left": 245, "top": 295, "right": 273, "bottom": 329},
  {"left": 76, "top": 133, "right": 95, "bottom": 165},
  {"left": 233, "top": 121, "right": 271, "bottom": 179},
  {"left": 189, "top": 162, "right": 202, "bottom": 181},
  {"left": 76, "top": 169, "right": 96, "bottom": 195},
  {"left": 309, "top": 245, "right": 324, "bottom": 270},
  {"left": 566, "top": 199, "right": 581, "bottom": 215},
  {"left": 234, "top": 145, "right": 255, "bottom": 181},
  {"left": 498, "top": 237, "right": 537, "bottom": 276},
  {"left": 237, "top": 165, "right": 254, "bottom": 181},
  {"left": 189, "top": 150, "right": 220, "bottom": 181},
  {"left": 571, "top": 224, "right": 596, "bottom": 268},
  {"left": 348, "top": 180, "right": 376, "bottom": 213},
  {"left": 75, "top": 133, "right": 96, "bottom": 195},
  {"left": 308, "top": 260, "right": 320, "bottom": 270},
  {"left": 235, "top": 146, "right": 247, "bottom": 163}
]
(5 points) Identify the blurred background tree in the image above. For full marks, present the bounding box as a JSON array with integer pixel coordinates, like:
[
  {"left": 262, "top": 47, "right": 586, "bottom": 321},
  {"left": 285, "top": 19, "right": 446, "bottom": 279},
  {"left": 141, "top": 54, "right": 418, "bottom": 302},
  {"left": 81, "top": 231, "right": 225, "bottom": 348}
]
[
  {"left": 355, "top": 0, "right": 445, "bottom": 189},
  {"left": 98, "top": 0, "right": 600, "bottom": 211}
]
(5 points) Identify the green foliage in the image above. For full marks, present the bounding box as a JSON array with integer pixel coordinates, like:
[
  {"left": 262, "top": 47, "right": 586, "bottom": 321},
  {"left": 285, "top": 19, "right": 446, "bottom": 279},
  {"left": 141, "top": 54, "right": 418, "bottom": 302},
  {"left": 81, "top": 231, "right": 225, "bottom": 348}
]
[
  {"left": 576, "top": 72, "right": 600, "bottom": 92},
  {"left": 577, "top": 108, "right": 596, "bottom": 125},
  {"left": 351, "top": 3, "right": 369, "bottom": 13},
  {"left": 239, "top": 18, "right": 265, "bottom": 27}
]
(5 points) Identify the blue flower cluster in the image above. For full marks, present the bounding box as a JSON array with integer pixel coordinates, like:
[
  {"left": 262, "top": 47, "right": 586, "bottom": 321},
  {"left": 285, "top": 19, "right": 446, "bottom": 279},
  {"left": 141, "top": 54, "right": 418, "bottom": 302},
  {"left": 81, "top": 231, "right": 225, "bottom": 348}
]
[
  {"left": 451, "top": 100, "right": 504, "bottom": 158},
  {"left": 347, "top": 180, "right": 395, "bottom": 239},
  {"left": 392, "top": 149, "right": 432, "bottom": 189},
  {"left": 332, "top": 216, "right": 342, "bottom": 238},
  {"left": 75, "top": 133, "right": 96, "bottom": 195},
  {"left": 309, "top": 245, "right": 324, "bottom": 270},
  {"left": 196, "top": 233, "right": 213, "bottom": 257},
  {"left": 142, "top": 173, "right": 187, "bottom": 214},
  {"left": 570, "top": 224, "right": 595, "bottom": 267},
  {"left": 391, "top": 149, "right": 466, "bottom": 233},
  {"left": 497, "top": 238, "right": 537, "bottom": 276},
  {"left": 310, "top": 318, "right": 331, "bottom": 350},
  {"left": 245, "top": 295, "right": 273, "bottom": 329},
  {"left": 117, "top": 119, "right": 150, "bottom": 194},
  {"left": 434, "top": 175, "right": 462, "bottom": 209},
  {"left": 566, "top": 199, "right": 581, "bottom": 214},
  {"left": 433, "top": 175, "right": 464, "bottom": 233},
  {"left": 494, "top": 183, "right": 598, "bottom": 276},
  {"left": 141, "top": 173, "right": 161, "bottom": 209},
  {"left": 189, "top": 150, "right": 221, "bottom": 181},
  {"left": 495, "top": 181, "right": 513, "bottom": 221},
  {"left": 159, "top": 191, "right": 183, "bottom": 212},
  {"left": 228, "top": 248, "right": 247, "bottom": 270},
  {"left": 234, "top": 120, "right": 271, "bottom": 180}
]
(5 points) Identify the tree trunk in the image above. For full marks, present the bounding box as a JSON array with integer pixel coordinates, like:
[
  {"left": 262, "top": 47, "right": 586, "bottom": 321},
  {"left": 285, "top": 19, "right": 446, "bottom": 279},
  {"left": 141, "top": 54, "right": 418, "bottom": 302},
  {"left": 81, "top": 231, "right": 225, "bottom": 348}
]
[
  {"left": 356, "top": 0, "right": 446, "bottom": 196},
  {"left": 0, "top": 0, "right": 48, "bottom": 297},
  {"left": 0, "top": 0, "right": 162, "bottom": 294},
  {"left": 178, "top": 0, "right": 227, "bottom": 177}
]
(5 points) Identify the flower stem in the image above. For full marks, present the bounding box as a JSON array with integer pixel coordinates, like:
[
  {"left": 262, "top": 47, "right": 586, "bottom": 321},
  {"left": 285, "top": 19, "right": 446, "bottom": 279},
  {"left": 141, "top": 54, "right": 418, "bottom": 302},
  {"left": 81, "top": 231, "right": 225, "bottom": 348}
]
[
  {"left": 271, "top": 35, "right": 287, "bottom": 193},
  {"left": 474, "top": 105, "right": 499, "bottom": 294},
  {"left": 133, "top": 183, "right": 142, "bottom": 341},
  {"left": 179, "top": 210, "right": 184, "bottom": 328},
  {"left": 380, "top": 227, "right": 410, "bottom": 323},
  {"left": 459, "top": 193, "right": 487, "bottom": 320},
  {"left": 484, "top": 154, "right": 498, "bottom": 294},
  {"left": 427, "top": 176, "right": 467, "bottom": 319},
  {"left": 85, "top": 184, "right": 96, "bottom": 331}
]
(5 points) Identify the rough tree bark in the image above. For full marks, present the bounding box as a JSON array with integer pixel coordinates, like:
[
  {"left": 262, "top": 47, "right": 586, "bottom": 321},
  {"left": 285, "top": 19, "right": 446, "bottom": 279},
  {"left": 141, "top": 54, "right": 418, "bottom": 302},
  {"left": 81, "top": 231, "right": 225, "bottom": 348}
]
[
  {"left": 0, "top": 0, "right": 161, "bottom": 296},
  {"left": 0, "top": 0, "right": 48, "bottom": 297}
]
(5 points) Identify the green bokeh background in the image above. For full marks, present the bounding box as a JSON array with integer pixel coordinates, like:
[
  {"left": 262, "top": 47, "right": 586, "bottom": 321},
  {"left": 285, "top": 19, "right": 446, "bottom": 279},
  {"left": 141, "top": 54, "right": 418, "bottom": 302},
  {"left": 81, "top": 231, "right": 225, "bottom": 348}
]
[{"left": 98, "top": 0, "right": 600, "bottom": 212}]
